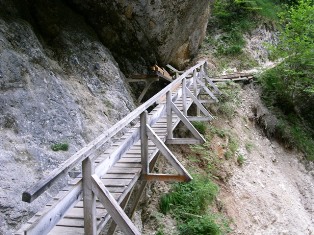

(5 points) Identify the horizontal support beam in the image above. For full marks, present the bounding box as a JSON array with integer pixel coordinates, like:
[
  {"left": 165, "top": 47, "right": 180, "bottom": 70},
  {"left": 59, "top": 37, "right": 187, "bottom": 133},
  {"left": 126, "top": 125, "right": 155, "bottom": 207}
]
[
  {"left": 188, "top": 116, "right": 213, "bottom": 122},
  {"left": 166, "top": 138, "right": 203, "bottom": 145},
  {"left": 141, "top": 174, "right": 188, "bottom": 182}
]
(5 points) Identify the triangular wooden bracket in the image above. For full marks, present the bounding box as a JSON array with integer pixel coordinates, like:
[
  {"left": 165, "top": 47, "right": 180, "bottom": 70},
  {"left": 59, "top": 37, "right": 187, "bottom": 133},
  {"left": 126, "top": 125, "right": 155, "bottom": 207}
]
[
  {"left": 195, "top": 77, "right": 219, "bottom": 103},
  {"left": 145, "top": 124, "right": 193, "bottom": 182},
  {"left": 170, "top": 101, "right": 206, "bottom": 143},
  {"left": 204, "top": 74, "right": 222, "bottom": 95},
  {"left": 185, "top": 88, "right": 214, "bottom": 120}
]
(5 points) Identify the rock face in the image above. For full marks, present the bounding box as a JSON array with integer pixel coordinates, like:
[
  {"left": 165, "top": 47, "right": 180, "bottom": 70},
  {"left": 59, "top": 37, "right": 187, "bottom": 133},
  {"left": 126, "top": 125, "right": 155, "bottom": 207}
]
[
  {"left": 0, "top": 1, "right": 135, "bottom": 234},
  {"left": 0, "top": 0, "right": 210, "bottom": 234},
  {"left": 67, "top": 0, "right": 211, "bottom": 72}
]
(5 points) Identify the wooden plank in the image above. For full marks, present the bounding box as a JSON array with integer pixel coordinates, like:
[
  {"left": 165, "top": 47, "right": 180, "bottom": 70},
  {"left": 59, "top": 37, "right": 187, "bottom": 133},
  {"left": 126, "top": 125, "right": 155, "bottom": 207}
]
[
  {"left": 118, "top": 158, "right": 141, "bottom": 163},
  {"left": 97, "top": 170, "right": 141, "bottom": 233},
  {"left": 102, "top": 178, "right": 132, "bottom": 187},
  {"left": 25, "top": 183, "right": 82, "bottom": 235},
  {"left": 94, "top": 127, "right": 140, "bottom": 177},
  {"left": 166, "top": 138, "right": 203, "bottom": 145},
  {"left": 49, "top": 225, "right": 84, "bottom": 235},
  {"left": 105, "top": 186, "right": 127, "bottom": 193},
  {"left": 102, "top": 173, "right": 135, "bottom": 179},
  {"left": 114, "top": 163, "right": 141, "bottom": 168},
  {"left": 107, "top": 167, "right": 141, "bottom": 174},
  {"left": 91, "top": 175, "right": 141, "bottom": 235},
  {"left": 54, "top": 218, "right": 84, "bottom": 228}
]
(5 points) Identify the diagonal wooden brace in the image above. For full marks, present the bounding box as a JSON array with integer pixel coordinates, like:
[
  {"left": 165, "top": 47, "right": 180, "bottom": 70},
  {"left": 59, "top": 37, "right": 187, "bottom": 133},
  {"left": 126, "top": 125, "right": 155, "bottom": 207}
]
[
  {"left": 185, "top": 88, "right": 214, "bottom": 120},
  {"left": 146, "top": 125, "right": 193, "bottom": 181},
  {"left": 91, "top": 175, "right": 141, "bottom": 235},
  {"left": 170, "top": 101, "right": 206, "bottom": 143},
  {"left": 204, "top": 75, "right": 222, "bottom": 95},
  {"left": 195, "top": 77, "right": 219, "bottom": 102}
]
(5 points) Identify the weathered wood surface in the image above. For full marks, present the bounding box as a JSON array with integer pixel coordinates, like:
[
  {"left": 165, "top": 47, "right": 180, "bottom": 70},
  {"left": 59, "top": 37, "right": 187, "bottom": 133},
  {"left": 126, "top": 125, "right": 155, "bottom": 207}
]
[{"left": 16, "top": 60, "right": 220, "bottom": 235}]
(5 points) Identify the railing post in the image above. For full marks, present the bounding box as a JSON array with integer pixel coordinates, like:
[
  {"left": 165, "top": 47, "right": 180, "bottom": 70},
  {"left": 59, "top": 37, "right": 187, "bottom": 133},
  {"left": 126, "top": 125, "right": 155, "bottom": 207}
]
[
  {"left": 182, "top": 77, "right": 187, "bottom": 116},
  {"left": 166, "top": 91, "right": 173, "bottom": 139},
  {"left": 140, "top": 111, "right": 149, "bottom": 175},
  {"left": 193, "top": 70, "right": 200, "bottom": 116},
  {"left": 82, "top": 157, "right": 97, "bottom": 235}
]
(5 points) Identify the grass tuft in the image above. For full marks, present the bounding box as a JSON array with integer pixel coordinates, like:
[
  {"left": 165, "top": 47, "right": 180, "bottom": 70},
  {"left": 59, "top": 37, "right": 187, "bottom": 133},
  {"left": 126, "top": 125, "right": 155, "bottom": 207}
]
[{"left": 51, "top": 143, "right": 69, "bottom": 151}]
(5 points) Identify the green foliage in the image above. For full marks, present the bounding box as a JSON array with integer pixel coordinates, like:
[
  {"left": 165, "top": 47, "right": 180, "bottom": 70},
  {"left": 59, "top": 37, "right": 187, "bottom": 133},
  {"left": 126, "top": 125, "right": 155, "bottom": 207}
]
[
  {"left": 269, "top": 0, "right": 314, "bottom": 98},
  {"left": 237, "top": 155, "right": 245, "bottom": 166},
  {"left": 159, "top": 175, "right": 229, "bottom": 234},
  {"left": 207, "top": 0, "right": 281, "bottom": 57},
  {"left": 260, "top": 0, "right": 314, "bottom": 160},
  {"left": 156, "top": 229, "right": 165, "bottom": 235},
  {"left": 178, "top": 215, "right": 222, "bottom": 235},
  {"left": 245, "top": 142, "right": 254, "bottom": 153},
  {"left": 276, "top": 116, "right": 314, "bottom": 160},
  {"left": 160, "top": 175, "right": 218, "bottom": 216},
  {"left": 192, "top": 121, "right": 208, "bottom": 135},
  {"left": 51, "top": 143, "right": 69, "bottom": 151}
]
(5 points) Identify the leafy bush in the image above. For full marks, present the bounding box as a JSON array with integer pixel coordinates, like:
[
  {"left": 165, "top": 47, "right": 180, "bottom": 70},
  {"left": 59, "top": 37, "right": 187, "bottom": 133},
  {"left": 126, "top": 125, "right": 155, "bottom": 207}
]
[
  {"left": 160, "top": 175, "right": 230, "bottom": 234},
  {"left": 178, "top": 215, "right": 222, "bottom": 235},
  {"left": 51, "top": 143, "right": 69, "bottom": 151},
  {"left": 192, "top": 121, "right": 208, "bottom": 135},
  {"left": 160, "top": 175, "right": 218, "bottom": 216}
]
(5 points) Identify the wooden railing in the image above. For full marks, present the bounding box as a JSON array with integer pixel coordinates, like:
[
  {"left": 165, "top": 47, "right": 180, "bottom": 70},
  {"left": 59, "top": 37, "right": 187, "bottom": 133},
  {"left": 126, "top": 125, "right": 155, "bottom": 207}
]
[{"left": 20, "top": 60, "right": 220, "bottom": 235}]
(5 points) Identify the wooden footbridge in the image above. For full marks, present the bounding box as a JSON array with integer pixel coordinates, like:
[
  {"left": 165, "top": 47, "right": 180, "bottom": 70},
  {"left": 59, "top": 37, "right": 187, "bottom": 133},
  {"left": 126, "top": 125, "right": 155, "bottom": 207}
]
[{"left": 16, "top": 60, "right": 222, "bottom": 235}]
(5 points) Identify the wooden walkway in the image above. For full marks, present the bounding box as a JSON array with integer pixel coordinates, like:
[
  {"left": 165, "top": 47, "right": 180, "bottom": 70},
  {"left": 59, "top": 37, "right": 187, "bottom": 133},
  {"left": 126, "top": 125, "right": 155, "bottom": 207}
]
[{"left": 16, "top": 61, "right": 221, "bottom": 235}]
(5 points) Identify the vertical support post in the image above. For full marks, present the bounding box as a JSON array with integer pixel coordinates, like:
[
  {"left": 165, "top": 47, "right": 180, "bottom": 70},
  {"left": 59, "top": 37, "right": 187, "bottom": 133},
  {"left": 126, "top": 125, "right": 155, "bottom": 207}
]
[
  {"left": 193, "top": 70, "right": 200, "bottom": 116},
  {"left": 82, "top": 157, "right": 96, "bottom": 235},
  {"left": 166, "top": 91, "right": 173, "bottom": 139},
  {"left": 202, "top": 65, "right": 208, "bottom": 88},
  {"left": 182, "top": 77, "right": 187, "bottom": 116},
  {"left": 140, "top": 111, "right": 149, "bottom": 175}
]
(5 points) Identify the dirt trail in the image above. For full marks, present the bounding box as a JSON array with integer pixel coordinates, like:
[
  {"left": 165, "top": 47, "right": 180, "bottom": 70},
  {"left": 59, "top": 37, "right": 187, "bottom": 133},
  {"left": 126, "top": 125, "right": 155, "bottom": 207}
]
[{"left": 221, "top": 85, "right": 314, "bottom": 235}]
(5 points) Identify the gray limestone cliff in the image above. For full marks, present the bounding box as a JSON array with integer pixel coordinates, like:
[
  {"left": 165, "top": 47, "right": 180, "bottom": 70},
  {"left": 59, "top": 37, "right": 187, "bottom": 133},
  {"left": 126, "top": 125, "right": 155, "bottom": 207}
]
[{"left": 0, "top": 0, "right": 210, "bottom": 234}]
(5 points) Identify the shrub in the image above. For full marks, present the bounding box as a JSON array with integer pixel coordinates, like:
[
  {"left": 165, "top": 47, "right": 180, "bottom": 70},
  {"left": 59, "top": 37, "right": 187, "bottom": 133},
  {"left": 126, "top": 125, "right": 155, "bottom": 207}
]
[
  {"left": 160, "top": 175, "right": 218, "bottom": 216},
  {"left": 51, "top": 143, "right": 69, "bottom": 151},
  {"left": 192, "top": 121, "right": 208, "bottom": 135},
  {"left": 237, "top": 155, "right": 245, "bottom": 166},
  {"left": 178, "top": 215, "right": 222, "bottom": 235}
]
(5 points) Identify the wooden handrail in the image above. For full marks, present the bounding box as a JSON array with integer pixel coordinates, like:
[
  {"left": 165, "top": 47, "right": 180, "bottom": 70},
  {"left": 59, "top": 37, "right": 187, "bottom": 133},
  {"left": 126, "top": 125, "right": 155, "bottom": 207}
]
[{"left": 22, "top": 60, "right": 207, "bottom": 203}]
